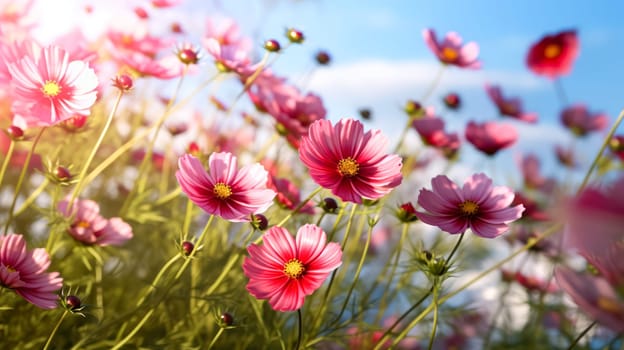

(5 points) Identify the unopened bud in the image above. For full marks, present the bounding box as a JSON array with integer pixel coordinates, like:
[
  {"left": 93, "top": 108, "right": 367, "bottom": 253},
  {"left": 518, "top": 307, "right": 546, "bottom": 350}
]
[
  {"left": 112, "top": 74, "right": 133, "bottom": 91},
  {"left": 6, "top": 125, "right": 24, "bottom": 141},
  {"left": 263, "top": 39, "right": 281, "bottom": 52},
  {"left": 182, "top": 241, "right": 194, "bottom": 256},
  {"left": 286, "top": 28, "right": 304, "bottom": 44},
  {"left": 65, "top": 295, "right": 82, "bottom": 310},
  {"left": 251, "top": 214, "right": 268, "bottom": 231},
  {"left": 315, "top": 50, "right": 331, "bottom": 65},
  {"left": 404, "top": 100, "right": 422, "bottom": 116},
  {"left": 319, "top": 197, "right": 338, "bottom": 214}
]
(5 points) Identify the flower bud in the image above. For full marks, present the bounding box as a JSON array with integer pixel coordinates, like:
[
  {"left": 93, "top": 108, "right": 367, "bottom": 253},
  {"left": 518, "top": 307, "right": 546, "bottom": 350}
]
[
  {"left": 6, "top": 125, "right": 24, "bottom": 141},
  {"left": 396, "top": 202, "right": 418, "bottom": 223},
  {"left": 182, "top": 241, "right": 194, "bottom": 256},
  {"left": 170, "top": 22, "right": 183, "bottom": 34},
  {"left": 62, "top": 115, "right": 88, "bottom": 132},
  {"left": 286, "top": 28, "right": 304, "bottom": 44},
  {"left": 176, "top": 44, "right": 201, "bottom": 65},
  {"left": 263, "top": 39, "right": 281, "bottom": 52},
  {"left": 315, "top": 50, "right": 331, "bottom": 65},
  {"left": 358, "top": 108, "right": 372, "bottom": 121},
  {"left": 319, "top": 197, "right": 338, "bottom": 214},
  {"left": 65, "top": 295, "right": 82, "bottom": 310},
  {"left": 187, "top": 142, "right": 201, "bottom": 156},
  {"left": 55, "top": 166, "right": 72, "bottom": 182},
  {"left": 404, "top": 100, "right": 422, "bottom": 116},
  {"left": 134, "top": 7, "right": 149, "bottom": 19},
  {"left": 112, "top": 74, "right": 133, "bottom": 91},
  {"left": 443, "top": 93, "right": 461, "bottom": 110},
  {"left": 220, "top": 312, "right": 234, "bottom": 327},
  {"left": 251, "top": 214, "right": 268, "bottom": 231}
]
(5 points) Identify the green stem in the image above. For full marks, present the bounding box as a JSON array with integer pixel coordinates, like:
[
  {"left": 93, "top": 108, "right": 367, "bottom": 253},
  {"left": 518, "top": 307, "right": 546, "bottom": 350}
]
[
  {"left": 14, "top": 178, "right": 49, "bottom": 216},
  {"left": 204, "top": 252, "right": 241, "bottom": 295},
  {"left": 136, "top": 254, "right": 182, "bottom": 307},
  {"left": 445, "top": 232, "right": 465, "bottom": 265},
  {"left": 174, "top": 215, "right": 214, "bottom": 279},
  {"left": 206, "top": 328, "right": 225, "bottom": 350},
  {"left": 374, "top": 223, "right": 408, "bottom": 325},
  {"left": 111, "top": 309, "right": 155, "bottom": 350},
  {"left": 275, "top": 186, "right": 323, "bottom": 227},
  {"left": 427, "top": 285, "right": 440, "bottom": 350},
  {"left": 576, "top": 108, "right": 624, "bottom": 194},
  {"left": 567, "top": 321, "right": 596, "bottom": 350},
  {"left": 43, "top": 310, "right": 68, "bottom": 350},
  {"left": 69, "top": 91, "right": 123, "bottom": 209},
  {"left": 4, "top": 127, "right": 46, "bottom": 235},
  {"left": 0, "top": 137, "right": 16, "bottom": 187},
  {"left": 295, "top": 309, "right": 303, "bottom": 350}
]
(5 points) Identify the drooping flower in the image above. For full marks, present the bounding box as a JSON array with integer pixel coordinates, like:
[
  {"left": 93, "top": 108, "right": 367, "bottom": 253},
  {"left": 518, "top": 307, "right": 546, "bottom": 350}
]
[
  {"left": 57, "top": 197, "right": 133, "bottom": 246},
  {"left": 422, "top": 28, "right": 480, "bottom": 69},
  {"left": 526, "top": 30, "right": 579, "bottom": 78},
  {"left": 176, "top": 152, "right": 276, "bottom": 222},
  {"left": 8, "top": 45, "right": 99, "bottom": 126},
  {"left": 0, "top": 233, "right": 63, "bottom": 309},
  {"left": 518, "top": 153, "right": 556, "bottom": 192},
  {"left": 485, "top": 84, "right": 537, "bottom": 123},
  {"left": 243, "top": 224, "right": 342, "bottom": 311},
  {"left": 299, "top": 118, "right": 403, "bottom": 204},
  {"left": 465, "top": 121, "right": 517, "bottom": 156},
  {"left": 554, "top": 177, "right": 624, "bottom": 332},
  {"left": 415, "top": 173, "right": 524, "bottom": 238},
  {"left": 560, "top": 104, "right": 608, "bottom": 137}
]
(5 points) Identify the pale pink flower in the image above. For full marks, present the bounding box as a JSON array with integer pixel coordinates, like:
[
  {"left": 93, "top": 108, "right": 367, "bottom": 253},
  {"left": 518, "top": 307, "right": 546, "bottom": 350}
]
[
  {"left": 243, "top": 224, "right": 342, "bottom": 311},
  {"left": 423, "top": 28, "right": 480, "bottom": 69},
  {"left": 0, "top": 233, "right": 62, "bottom": 309},
  {"left": 8, "top": 45, "right": 98, "bottom": 126},
  {"left": 415, "top": 173, "right": 524, "bottom": 238},
  {"left": 57, "top": 197, "right": 133, "bottom": 246},
  {"left": 299, "top": 118, "right": 403, "bottom": 204},
  {"left": 465, "top": 121, "right": 517, "bottom": 156},
  {"left": 176, "top": 152, "right": 276, "bottom": 222},
  {"left": 203, "top": 37, "right": 252, "bottom": 73},
  {"left": 205, "top": 17, "right": 249, "bottom": 47},
  {"left": 485, "top": 83, "right": 538, "bottom": 123},
  {"left": 117, "top": 51, "right": 184, "bottom": 79},
  {"left": 561, "top": 104, "right": 609, "bottom": 137},
  {"left": 107, "top": 30, "right": 172, "bottom": 57}
]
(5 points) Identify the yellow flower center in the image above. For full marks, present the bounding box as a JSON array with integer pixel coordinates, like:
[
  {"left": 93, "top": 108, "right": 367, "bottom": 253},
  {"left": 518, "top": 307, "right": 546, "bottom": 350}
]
[
  {"left": 337, "top": 157, "right": 359, "bottom": 177},
  {"left": 597, "top": 296, "right": 624, "bottom": 315},
  {"left": 501, "top": 102, "right": 517, "bottom": 115},
  {"left": 213, "top": 182, "right": 232, "bottom": 199},
  {"left": 76, "top": 220, "right": 91, "bottom": 229},
  {"left": 283, "top": 258, "right": 305, "bottom": 279},
  {"left": 6, "top": 265, "right": 16, "bottom": 273},
  {"left": 442, "top": 47, "right": 459, "bottom": 61},
  {"left": 42, "top": 81, "right": 61, "bottom": 97},
  {"left": 459, "top": 200, "right": 479, "bottom": 216},
  {"left": 544, "top": 44, "right": 561, "bottom": 59}
]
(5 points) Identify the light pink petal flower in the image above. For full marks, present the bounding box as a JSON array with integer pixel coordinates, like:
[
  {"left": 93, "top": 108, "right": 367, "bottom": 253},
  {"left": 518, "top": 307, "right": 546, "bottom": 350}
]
[{"left": 422, "top": 28, "right": 480, "bottom": 69}]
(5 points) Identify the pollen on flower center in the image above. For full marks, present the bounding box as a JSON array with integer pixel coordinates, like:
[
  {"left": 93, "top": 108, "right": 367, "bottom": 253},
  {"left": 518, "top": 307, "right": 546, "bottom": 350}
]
[
  {"left": 337, "top": 157, "right": 359, "bottom": 177},
  {"left": 544, "top": 44, "right": 561, "bottom": 59},
  {"left": 459, "top": 200, "right": 479, "bottom": 216},
  {"left": 76, "top": 220, "right": 91, "bottom": 229},
  {"left": 213, "top": 182, "right": 233, "bottom": 199},
  {"left": 42, "top": 81, "right": 61, "bottom": 97},
  {"left": 283, "top": 258, "right": 305, "bottom": 279},
  {"left": 597, "top": 296, "right": 624, "bottom": 314},
  {"left": 442, "top": 47, "right": 459, "bottom": 61}
]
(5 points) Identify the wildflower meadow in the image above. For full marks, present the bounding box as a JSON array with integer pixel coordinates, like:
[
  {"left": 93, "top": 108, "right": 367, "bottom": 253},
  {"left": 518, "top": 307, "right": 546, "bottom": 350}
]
[{"left": 0, "top": 0, "right": 623, "bottom": 349}]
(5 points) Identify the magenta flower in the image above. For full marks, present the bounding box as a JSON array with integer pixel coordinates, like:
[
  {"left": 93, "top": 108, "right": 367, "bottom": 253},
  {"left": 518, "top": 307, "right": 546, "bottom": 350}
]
[
  {"left": 465, "top": 121, "right": 518, "bottom": 156},
  {"left": 415, "top": 173, "right": 524, "bottom": 238},
  {"left": 176, "top": 152, "right": 276, "bottom": 222},
  {"left": 423, "top": 28, "right": 480, "bottom": 69},
  {"left": 560, "top": 104, "right": 609, "bottom": 137},
  {"left": 554, "top": 177, "right": 624, "bottom": 332},
  {"left": 0, "top": 234, "right": 62, "bottom": 309},
  {"left": 58, "top": 197, "right": 133, "bottom": 246},
  {"left": 485, "top": 84, "right": 537, "bottom": 123},
  {"left": 243, "top": 224, "right": 342, "bottom": 311},
  {"left": 8, "top": 45, "right": 99, "bottom": 126},
  {"left": 299, "top": 118, "right": 403, "bottom": 204},
  {"left": 412, "top": 116, "right": 460, "bottom": 149}
]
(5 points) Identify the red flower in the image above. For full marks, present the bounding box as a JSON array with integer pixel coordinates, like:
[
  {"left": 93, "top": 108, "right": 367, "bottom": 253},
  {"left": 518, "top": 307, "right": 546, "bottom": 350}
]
[{"left": 526, "top": 30, "right": 579, "bottom": 78}]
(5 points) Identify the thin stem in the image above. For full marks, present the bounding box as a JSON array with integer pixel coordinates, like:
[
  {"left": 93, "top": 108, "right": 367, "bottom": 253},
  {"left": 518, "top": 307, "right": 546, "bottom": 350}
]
[
  {"left": 567, "top": 321, "right": 596, "bottom": 350},
  {"left": 111, "top": 309, "right": 155, "bottom": 350},
  {"left": 136, "top": 254, "right": 182, "bottom": 307},
  {"left": 0, "top": 138, "right": 16, "bottom": 187},
  {"left": 174, "top": 215, "right": 214, "bottom": 279},
  {"left": 427, "top": 286, "right": 440, "bottom": 350},
  {"left": 204, "top": 252, "right": 241, "bottom": 295},
  {"left": 295, "top": 309, "right": 303, "bottom": 350},
  {"left": 275, "top": 186, "right": 323, "bottom": 228},
  {"left": 206, "top": 328, "right": 225, "bottom": 350},
  {"left": 43, "top": 310, "right": 69, "bottom": 350},
  {"left": 554, "top": 78, "right": 569, "bottom": 107},
  {"left": 577, "top": 108, "right": 624, "bottom": 194},
  {"left": 374, "top": 223, "right": 408, "bottom": 324},
  {"left": 4, "top": 127, "right": 46, "bottom": 235},
  {"left": 445, "top": 232, "right": 465, "bottom": 265},
  {"left": 14, "top": 178, "right": 49, "bottom": 216},
  {"left": 69, "top": 91, "right": 124, "bottom": 209}
]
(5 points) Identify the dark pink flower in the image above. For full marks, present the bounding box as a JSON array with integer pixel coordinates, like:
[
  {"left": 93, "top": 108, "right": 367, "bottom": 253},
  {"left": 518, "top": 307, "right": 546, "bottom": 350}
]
[
  {"left": 514, "top": 271, "right": 558, "bottom": 293},
  {"left": 57, "top": 197, "right": 133, "bottom": 246},
  {"left": 561, "top": 104, "right": 608, "bottom": 137},
  {"left": 0, "top": 233, "right": 62, "bottom": 309},
  {"left": 519, "top": 153, "right": 556, "bottom": 192},
  {"left": 485, "top": 84, "right": 537, "bottom": 123},
  {"left": 269, "top": 177, "right": 315, "bottom": 215},
  {"left": 527, "top": 30, "right": 579, "bottom": 78},
  {"left": 465, "top": 121, "right": 517, "bottom": 156},
  {"left": 415, "top": 173, "right": 524, "bottom": 238},
  {"left": 423, "top": 28, "right": 480, "bottom": 69},
  {"left": 555, "top": 144, "right": 576, "bottom": 168},
  {"left": 243, "top": 224, "right": 342, "bottom": 311},
  {"left": 412, "top": 116, "right": 460, "bottom": 150},
  {"left": 176, "top": 152, "right": 276, "bottom": 222},
  {"left": 299, "top": 118, "right": 403, "bottom": 204},
  {"left": 8, "top": 45, "right": 99, "bottom": 126}
]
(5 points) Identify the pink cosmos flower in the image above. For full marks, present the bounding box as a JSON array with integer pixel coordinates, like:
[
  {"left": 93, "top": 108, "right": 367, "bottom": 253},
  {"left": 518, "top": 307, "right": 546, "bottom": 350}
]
[
  {"left": 176, "top": 152, "right": 276, "bottom": 222},
  {"left": 243, "top": 224, "right": 342, "bottom": 312},
  {"left": 299, "top": 118, "right": 403, "bottom": 204},
  {"left": 423, "top": 28, "right": 480, "bottom": 69},
  {"left": 0, "top": 233, "right": 62, "bottom": 309},
  {"left": 519, "top": 153, "right": 556, "bottom": 192},
  {"left": 269, "top": 177, "right": 315, "bottom": 215},
  {"left": 485, "top": 84, "right": 537, "bottom": 123},
  {"left": 554, "top": 177, "right": 624, "bottom": 332},
  {"left": 555, "top": 144, "right": 576, "bottom": 168},
  {"left": 527, "top": 30, "right": 579, "bottom": 78},
  {"left": 57, "top": 197, "right": 133, "bottom": 246},
  {"left": 8, "top": 45, "right": 99, "bottom": 126},
  {"left": 415, "top": 173, "right": 524, "bottom": 238},
  {"left": 560, "top": 104, "right": 609, "bottom": 137},
  {"left": 203, "top": 37, "right": 252, "bottom": 73},
  {"left": 465, "top": 121, "right": 518, "bottom": 156},
  {"left": 151, "top": 0, "right": 182, "bottom": 8},
  {"left": 412, "top": 116, "right": 460, "bottom": 150}
]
